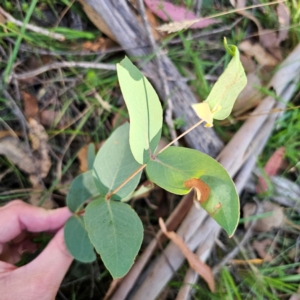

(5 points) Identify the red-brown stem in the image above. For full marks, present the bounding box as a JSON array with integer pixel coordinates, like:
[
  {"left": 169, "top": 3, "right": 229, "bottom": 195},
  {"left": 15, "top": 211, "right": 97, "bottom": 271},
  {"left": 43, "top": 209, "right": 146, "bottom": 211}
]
[
  {"left": 106, "top": 118, "right": 206, "bottom": 200},
  {"left": 158, "top": 119, "right": 205, "bottom": 154},
  {"left": 106, "top": 164, "right": 147, "bottom": 200},
  {"left": 74, "top": 119, "right": 207, "bottom": 214}
]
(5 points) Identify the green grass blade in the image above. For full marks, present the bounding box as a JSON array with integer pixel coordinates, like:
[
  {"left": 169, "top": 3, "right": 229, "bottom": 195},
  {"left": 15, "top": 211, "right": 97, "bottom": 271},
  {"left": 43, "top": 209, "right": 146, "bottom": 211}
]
[{"left": 3, "top": 0, "right": 38, "bottom": 83}]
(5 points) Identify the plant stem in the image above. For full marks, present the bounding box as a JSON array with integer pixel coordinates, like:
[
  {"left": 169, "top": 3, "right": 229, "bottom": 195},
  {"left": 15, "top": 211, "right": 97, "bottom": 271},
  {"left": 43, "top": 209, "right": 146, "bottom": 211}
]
[
  {"left": 158, "top": 119, "right": 205, "bottom": 154},
  {"left": 107, "top": 118, "right": 205, "bottom": 200},
  {"left": 107, "top": 164, "right": 146, "bottom": 199}
]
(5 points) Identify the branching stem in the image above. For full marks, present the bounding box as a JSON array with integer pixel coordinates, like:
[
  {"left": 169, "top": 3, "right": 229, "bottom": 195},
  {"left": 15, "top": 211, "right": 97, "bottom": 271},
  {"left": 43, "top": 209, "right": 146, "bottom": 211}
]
[
  {"left": 158, "top": 119, "right": 205, "bottom": 154},
  {"left": 107, "top": 164, "right": 146, "bottom": 199},
  {"left": 108, "top": 118, "right": 205, "bottom": 199}
]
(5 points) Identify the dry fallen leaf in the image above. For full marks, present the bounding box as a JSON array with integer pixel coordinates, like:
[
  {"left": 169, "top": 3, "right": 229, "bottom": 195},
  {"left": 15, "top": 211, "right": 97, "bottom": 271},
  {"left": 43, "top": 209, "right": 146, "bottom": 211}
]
[
  {"left": 21, "top": 91, "right": 39, "bottom": 119},
  {"left": 252, "top": 239, "right": 273, "bottom": 262},
  {"left": 239, "top": 40, "right": 279, "bottom": 67},
  {"left": 0, "top": 135, "right": 53, "bottom": 208},
  {"left": 145, "top": 0, "right": 219, "bottom": 30},
  {"left": 82, "top": 37, "right": 116, "bottom": 52},
  {"left": 230, "top": 0, "right": 283, "bottom": 60},
  {"left": 39, "top": 110, "right": 63, "bottom": 128},
  {"left": 243, "top": 201, "right": 284, "bottom": 231},
  {"left": 277, "top": 3, "right": 290, "bottom": 43},
  {"left": 28, "top": 118, "right": 51, "bottom": 178},
  {"left": 0, "top": 10, "right": 6, "bottom": 24},
  {"left": 257, "top": 147, "right": 285, "bottom": 193},
  {"left": 239, "top": 54, "right": 256, "bottom": 74},
  {"left": 0, "top": 136, "right": 36, "bottom": 174},
  {"left": 28, "top": 118, "right": 53, "bottom": 208},
  {"left": 159, "top": 218, "right": 215, "bottom": 292},
  {"left": 0, "top": 130, "right": 20, "bottom": 138},
  {"left": 77, "top": 144, "right": 90, "bottom": 173},
  {"left": 229, "top": 0, "right": 246, "bottom": 8},
  {"left": 259, "top": 30, "right": 282, "bottom": 61}
]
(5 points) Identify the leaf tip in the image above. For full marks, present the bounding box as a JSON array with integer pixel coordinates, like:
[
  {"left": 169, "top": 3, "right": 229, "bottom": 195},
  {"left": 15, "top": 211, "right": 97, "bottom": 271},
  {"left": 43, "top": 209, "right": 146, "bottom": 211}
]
[
  {"left": 223, "top": 37, "right": 235, "bottom": 56},
  {"left": 227, "top": 220, "right": 239, "bottom": 238}
]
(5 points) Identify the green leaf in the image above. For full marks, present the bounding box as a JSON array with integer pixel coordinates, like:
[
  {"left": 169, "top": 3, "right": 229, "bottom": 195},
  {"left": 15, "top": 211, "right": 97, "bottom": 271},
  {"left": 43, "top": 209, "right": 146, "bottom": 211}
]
[
  {"left": 93, "top": 123, "right": 142, "bottom": 200},
  {"left": 67, "top": 170, "right": 99, "bottom": 213},
  {"left": 85, "top": 198, "right": 143, "bottom": 278},
  {"left": 146, "top": 147, "right": 239, "bottom": 236},
  {"left": 117, "top": 57, "right": 163, "bottom": 164},
  {"left": 192, "top": 38, "right": 247, "bottom": 122},
  {"left": 64, "top": 215, "right": 96, "bottom": 263},
  {"left": 121, "top": 182, "right": 154, "bottom": 202}
]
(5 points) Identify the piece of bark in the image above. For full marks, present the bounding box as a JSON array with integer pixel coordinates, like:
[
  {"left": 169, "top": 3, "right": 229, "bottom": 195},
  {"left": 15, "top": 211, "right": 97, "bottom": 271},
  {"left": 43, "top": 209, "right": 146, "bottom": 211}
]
[
  {"left": 79, "top": 0, "right": 223, "bottom": 157},
  {"left": 270, "top": 176, "right": 300, "bottom": 209}
]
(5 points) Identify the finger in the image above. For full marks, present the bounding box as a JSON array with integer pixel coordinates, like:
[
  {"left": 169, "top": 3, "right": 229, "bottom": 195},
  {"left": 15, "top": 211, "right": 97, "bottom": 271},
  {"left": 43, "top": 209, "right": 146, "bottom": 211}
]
[
  {"left": 20, "top": 228, "right": 73, "bottom": 293},
  {"left": 0, "top": 200, "right": 72, "bottom": 243}
]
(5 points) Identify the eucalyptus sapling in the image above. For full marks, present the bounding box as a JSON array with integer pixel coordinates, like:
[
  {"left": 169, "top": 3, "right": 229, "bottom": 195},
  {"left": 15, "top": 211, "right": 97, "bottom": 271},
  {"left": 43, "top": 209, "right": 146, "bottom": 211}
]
[{"left": 64, "top": 38, "right": 247, "bottom": 279}]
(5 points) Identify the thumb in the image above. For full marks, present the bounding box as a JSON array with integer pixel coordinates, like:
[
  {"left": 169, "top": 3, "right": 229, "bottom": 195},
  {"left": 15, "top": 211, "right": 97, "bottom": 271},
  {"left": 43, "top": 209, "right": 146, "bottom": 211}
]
[{"left": 22, "top": 227, "right": 73, "bottom": 294}]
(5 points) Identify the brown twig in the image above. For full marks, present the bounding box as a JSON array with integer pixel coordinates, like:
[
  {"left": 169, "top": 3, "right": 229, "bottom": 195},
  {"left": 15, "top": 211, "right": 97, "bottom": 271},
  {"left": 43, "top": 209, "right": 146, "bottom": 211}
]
[
  {"left": 12, "top": 61, "right": 116, "bottom": 80},
  {"left": 159, "top": 119, "right": 204, "bottom": 154}
]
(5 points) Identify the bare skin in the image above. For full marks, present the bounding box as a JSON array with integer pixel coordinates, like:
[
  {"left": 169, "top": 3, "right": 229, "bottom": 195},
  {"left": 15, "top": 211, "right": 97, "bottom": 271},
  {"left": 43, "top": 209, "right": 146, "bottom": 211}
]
[{"left": 0, "top": 200, "right": 73, "bottom": 300}]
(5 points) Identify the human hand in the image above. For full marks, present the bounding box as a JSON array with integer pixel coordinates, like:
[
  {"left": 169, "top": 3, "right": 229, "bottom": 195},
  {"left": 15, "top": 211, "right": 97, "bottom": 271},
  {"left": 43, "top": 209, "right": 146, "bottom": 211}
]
[{"left": 0, "top": 200, "right": 73, "bottom": 300}]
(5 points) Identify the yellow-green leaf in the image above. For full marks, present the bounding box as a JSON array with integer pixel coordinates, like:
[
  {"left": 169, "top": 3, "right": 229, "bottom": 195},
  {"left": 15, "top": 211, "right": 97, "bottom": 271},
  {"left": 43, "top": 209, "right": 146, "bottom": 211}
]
[
  {"left": 192, "top": 102, "right": 213, "bottom": 127},
  {"left": 193, "top": 38, "right": 247, "bottom": 123},
  {"left": 117, "top": 57, "right": 163, "bottom": 164}
]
